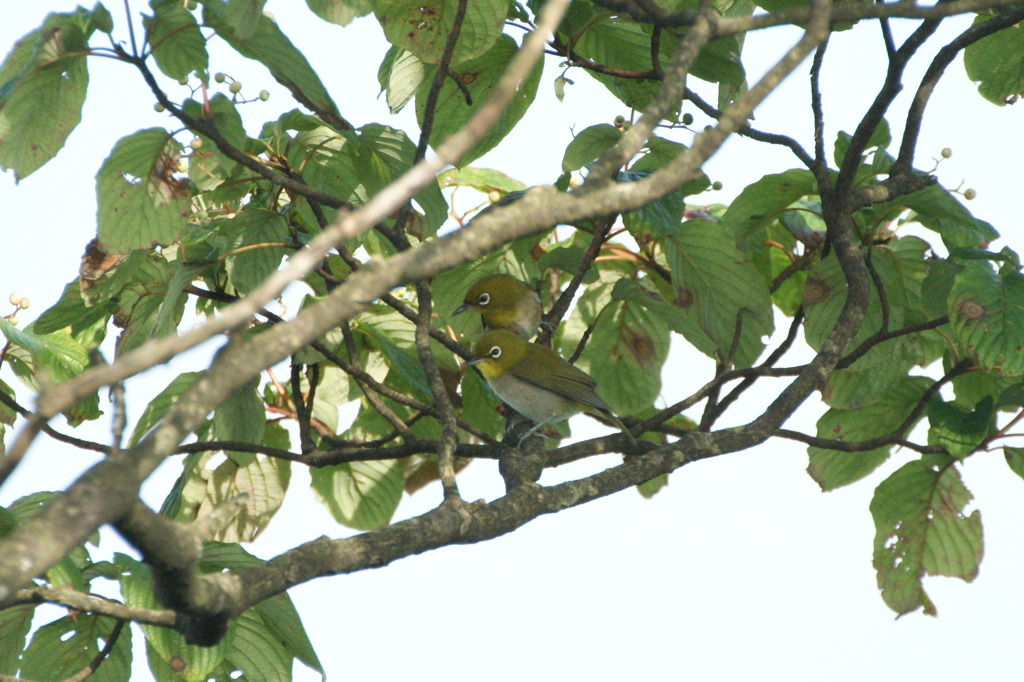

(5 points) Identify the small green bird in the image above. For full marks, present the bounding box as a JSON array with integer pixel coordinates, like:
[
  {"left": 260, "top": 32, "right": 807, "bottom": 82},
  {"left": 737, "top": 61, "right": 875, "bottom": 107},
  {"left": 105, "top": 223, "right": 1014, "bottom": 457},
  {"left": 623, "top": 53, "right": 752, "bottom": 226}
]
[
  {"left": 453, "top": 274, "right": 542, "bottom": 340},
  {"left": 469, "top": 330, "right": 635, "bottom": 443}
]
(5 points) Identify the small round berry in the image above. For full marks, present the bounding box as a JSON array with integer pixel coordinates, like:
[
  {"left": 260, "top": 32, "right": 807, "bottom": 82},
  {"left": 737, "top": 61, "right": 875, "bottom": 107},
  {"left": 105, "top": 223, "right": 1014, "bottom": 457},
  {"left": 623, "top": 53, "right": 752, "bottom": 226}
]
[
  {"left": 214, "top": 72, "right": 226, "bottom": 84},
  {"left": 18, "top": 298, "right": 30, "bottom": 310},
  {"left": 613, "top": 115, "right": 626, "bottom": 127},
  {"left": 712, "top": 181, "right": 723, "bottom": 191},
  {"left": 177, "top": 159, "right": 189, "bottom": 173},
  {"left": 8, "top": 292, "right": 23, "bottom": 306},
  {"left": 964, "top": 188, "right": 977, "bottom": 200},
  {"left": 259, "top": 90, "right": 270, "bottom": 101},
  {"left": 229, "top": 81, "right": 243, "bottom": 94},
  {"left": 682, "top": 113, "right": 694, "bottom": 126},
  {"left": 488, "top": 190, "right": 501, "bottom": 203},
  {"left": 941, "top": 147, "right": 952, "bottom": 159},
  {"left": 7, "top": 314, "right": 18, "bottom": 326},
  {"left": 178, "top": 77, "right": 188, "bottom": 85},
  {"left": 189, "top": 138, "right": 203, "bottom": 150},
  {"left": 154, "top": 102, "right": 165, "bottom": 113}
]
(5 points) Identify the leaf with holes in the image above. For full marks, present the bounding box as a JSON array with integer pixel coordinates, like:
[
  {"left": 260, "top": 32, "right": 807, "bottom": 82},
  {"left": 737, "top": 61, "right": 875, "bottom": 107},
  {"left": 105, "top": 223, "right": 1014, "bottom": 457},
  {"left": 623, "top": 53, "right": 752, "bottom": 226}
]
[
  {"left": 0, "top": 10, "right": 94, "bottom": 179},
  {"left": 870, "top": 456, "right": 983, "bottom": 616},
  {"left": 375, "top": 0, "right": 506, "bottom": 65},
  {"left": 19, "top": 613, "right": 132, "bottom": 682},
  {"left": 96, "top": 128, "right": 190, "bottom": 252}
]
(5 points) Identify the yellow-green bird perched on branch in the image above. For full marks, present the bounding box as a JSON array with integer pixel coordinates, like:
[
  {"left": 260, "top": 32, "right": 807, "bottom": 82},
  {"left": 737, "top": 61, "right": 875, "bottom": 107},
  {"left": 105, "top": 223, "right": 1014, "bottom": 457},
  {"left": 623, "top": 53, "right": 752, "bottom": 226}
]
[
  {"left": 469, "top": 330, "right": 635, "bottom": 444},
  {"left": 453, "top": 274, "right": 542, "bottom": 340}
]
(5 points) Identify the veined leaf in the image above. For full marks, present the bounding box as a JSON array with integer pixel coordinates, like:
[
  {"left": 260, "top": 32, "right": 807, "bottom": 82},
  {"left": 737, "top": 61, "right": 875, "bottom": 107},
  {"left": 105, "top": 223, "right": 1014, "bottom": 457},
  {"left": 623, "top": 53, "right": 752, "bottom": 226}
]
[
  {"left": 870, "top": 456, "right": 983, "bottom": 616},
  {"left": 808, "top": 376, "right": 933, "bottom": 491},
  {"left": 0, "top": 10, "right": 95, "bottom": 179},
  {"left": 96, "top": 128, "right": 190, "bottom": 252},
  {"left": 375, "top": 0, "right": 506, "bottom": 65},
  {"left": 949, "top": 261, "right": 1024, "bottom": 376}
]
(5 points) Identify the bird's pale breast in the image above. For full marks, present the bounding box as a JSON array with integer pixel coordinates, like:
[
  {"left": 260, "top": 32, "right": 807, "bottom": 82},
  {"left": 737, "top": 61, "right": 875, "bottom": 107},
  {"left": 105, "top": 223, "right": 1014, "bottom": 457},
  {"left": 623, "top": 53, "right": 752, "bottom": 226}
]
[{"left": 488, "top": 371, "right": 578, "bottom": 425}]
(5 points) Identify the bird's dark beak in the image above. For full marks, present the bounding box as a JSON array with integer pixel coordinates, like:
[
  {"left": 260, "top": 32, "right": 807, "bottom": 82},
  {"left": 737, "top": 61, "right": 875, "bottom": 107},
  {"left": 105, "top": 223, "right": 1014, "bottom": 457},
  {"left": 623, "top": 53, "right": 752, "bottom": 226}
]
[
  {"left": 452, "top": 302, "right": 471, "bottom": 316},
  {"left": 466, "top": 355, "right": 483, "bottom": 367}
]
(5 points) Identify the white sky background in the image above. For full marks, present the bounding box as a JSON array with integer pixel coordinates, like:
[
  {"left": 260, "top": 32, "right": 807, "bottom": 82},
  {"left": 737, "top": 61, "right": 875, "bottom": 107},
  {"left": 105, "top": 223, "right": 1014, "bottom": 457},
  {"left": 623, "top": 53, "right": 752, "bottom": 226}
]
[{"left": 2, "top": 3, "right": 1024, "bottom": 680}]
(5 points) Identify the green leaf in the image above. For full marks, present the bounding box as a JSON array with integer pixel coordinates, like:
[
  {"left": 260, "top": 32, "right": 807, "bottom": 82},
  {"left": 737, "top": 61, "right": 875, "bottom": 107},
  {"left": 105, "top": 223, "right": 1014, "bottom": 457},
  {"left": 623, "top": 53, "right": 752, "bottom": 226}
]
[
  {"left": 926, "top": 396, "right": 994, "bottom": 458},
  {"left": 308, "top": 0, "right": 373, "bottom": 25},
  {"left": 415, "top": 35, "right": 543, "bottom": 166},
  {"left": 129, "top": 372, "right": 202, "bottom": 446},
  {"left": 250, "top": 588, "right": 325, "bottom": 678},
  {"left": 197, "top": 543, "right": 325, "bottom": 677},
  {"left": 374, "top": 0, "right": 507, "bottom": 65},
  {"left": 182, "top": 97, "right": 245, "bottom": 191},
  {"left": 922, "top": 258, "right": 963, "bottom": 318},
  {"left": 561, "top": 123, "right": 620, "bottom": 172},
  {"left": 203, "top": 4, "right": 345, "bottom": 125},
  {"left": 221, "top": 209, "right": 290, "bottom": 295},
  {"left": 310, "top": 457, "right": 404, "bottom": 530},
  {"left": 636, "top": 473, "right": 669, "bottom": 498},
  {"left": 0, "top": 604, "right": 34, "bottom": 675},
  {"left": 892, "top": 184, "right": 999, "bottom": 250},
  {"left": 808, "top": 376, "right": 933, "bottom": 491},
  {"left": 661, "top": 220, "right": 774, "bottom": 367},
  {"left": 369, "top": 329, "right": 431, "bottom": 399},
  {"left": 145, "top": 1, "right": 208, "bottom": 81},
  {"left": 96, "top": 128, "right": 190, "bottom": 252},
  {"left": 621, "top": 142, "right": 709, "bottom": 236},
  {"left": 20, "top": 614, "right": 132, "bottom": 682},
  {"left": 0, "top": 12, "right": 91, "bottom": 179},
  {"left": 378, "top": 46, "right": 424, "bottom": 114},
  {"left": 562, "top": 277, "right": 670, "bottom": 416},
  {"left": 721, "top": 169, "right": 818, "bottom": 247},
  {"left": 213, "top": 375, "right": 265, "bottom": 465},
  {"left": 358, "top": 124, "right": 448, "bottom": 234},
  {"left": 32, "top": 279, "right": 111, "bottom": 341},
  {"left": 120, "top": 554, "right": 231, "bottom": 682},
  {"left": 561, "top": 11, "right": 661, "bottom": 110},
  {"left": 177, "top": 454, "right": 291, "bottom": 543},
  {"left": 611, "top": 278, "right": 716, "bottom": 357},
  {"left": 438, "top": 166, "right": 526, "bottom": 194},
  {"left": 823, "top": 348, "right": 915, "bottom": 410},
  {"left": 0, "top": 320, "right": 90, "bottom": 384},
  {"left": 949, "top": 261, "right": 1024, "bottom": 376},
  {"left": 91, "top": 3, "right": 115, "bottom": 33},
  {"left": 186, "top": 93, "right": 247, "bottom": 149},
  {"left": 870, "top": 456, "right": 983, "bottom": 616},
  {"left": 0, "top": 322, "right": 100, "bottom": 425},
  {"left": 460, "top": 367, "right": 504, "bottom": 436},
  {"left": 964, "top": 17, "right": 1024, "bottom": 104},
  {"left": 804, "top": 241, "right": 925, "bottom": 366},
  {"left": 223, "top": 609, "right": 291, "bottom": 681},
  {"left": 224, "top": 0, "right": 266, "bottom": 39},
  {"left": 833, "top": 119, "right": 891, "bottom": 168},
  {"left": 1005, "top": 446, "right": 1024, "bottom": 480}
]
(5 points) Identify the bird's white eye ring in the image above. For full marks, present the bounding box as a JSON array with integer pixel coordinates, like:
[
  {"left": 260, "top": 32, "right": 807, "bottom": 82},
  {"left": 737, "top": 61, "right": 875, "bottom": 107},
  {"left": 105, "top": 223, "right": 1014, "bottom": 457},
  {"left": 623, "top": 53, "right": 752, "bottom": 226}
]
[
  {"left": 489, "top": 346, "right": 501, "bottom": 359},
  {"left": 477, "top": 292, "right": 491, "bottom": 306}
]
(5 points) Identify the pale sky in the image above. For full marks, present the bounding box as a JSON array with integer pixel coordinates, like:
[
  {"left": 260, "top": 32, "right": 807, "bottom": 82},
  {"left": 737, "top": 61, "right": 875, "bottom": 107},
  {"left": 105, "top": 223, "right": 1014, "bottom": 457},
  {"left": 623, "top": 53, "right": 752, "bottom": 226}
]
[{"left": 2, "top": 4, "right": 1023, "bottom": 681}]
